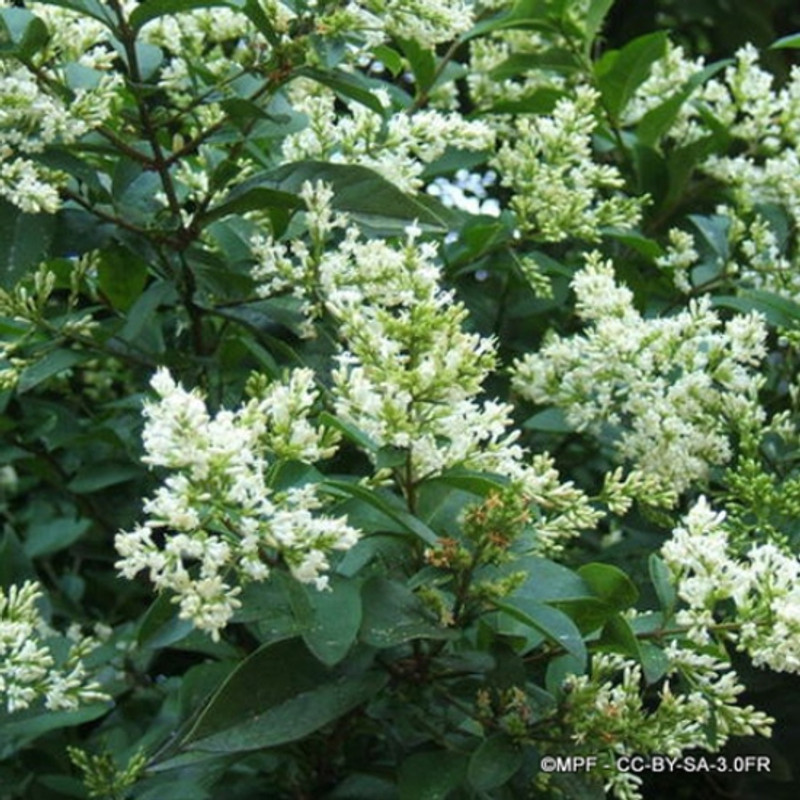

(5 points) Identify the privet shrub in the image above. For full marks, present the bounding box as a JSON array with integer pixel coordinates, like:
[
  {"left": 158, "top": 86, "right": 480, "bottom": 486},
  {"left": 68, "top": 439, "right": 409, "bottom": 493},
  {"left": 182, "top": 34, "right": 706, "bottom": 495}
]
[{"left": 1, "top": 1, "right": 800, "bottom": 798}]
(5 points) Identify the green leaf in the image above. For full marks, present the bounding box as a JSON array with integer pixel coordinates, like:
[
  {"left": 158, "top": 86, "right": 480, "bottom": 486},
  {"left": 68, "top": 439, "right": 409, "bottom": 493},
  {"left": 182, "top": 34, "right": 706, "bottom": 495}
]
[
  {"left": 468, "top": 734, "right": 523, "bottom": 791},
  {"left": 17, "top": 350, "right": 89, "bottom": 394},
  {"left": 490, "top": 48, "right": 579, "bottom": 80},
  {"left": 114, "top": 171, "right": 163, "bottom": 224},
  {"left": 179, "top": 662, "right": 238, "bottom": 721},
  {"left": 661, "top": 133, "right": 724, "bottom": 212},
  {"left": 546, "top": 652, "right": 586, "bottom": 695},
  {"left": 770, "top": 32, "right": 800, "bottom": 49},
  {"left": 494, "top": 607, "right": 546, "bottom": 653},
  {"left": 509, "top": 556, "right": 594, "bottom": 603},
  {"left": 0, "top": 7, "right": 49, "bottom": 59},
  {"left": 0, "top": 704, "right": 110, "bottom": 760},
  {"left": 398, "top": 37, "right": 436, "bottom": 91},
  {"left": 230, "top": 575, "right": 299, "bottom": 641},
  {"left": 326, "top": 774, "right": 398, "bottom": 799},
  {"left": 485, "top": 87, "right": 564, "bottom": 115},
  {"left": 129, "top": 0, "right": 232, "bottom": 31},
  {"left": 117, "top": 280, "right": 176, "bottom": 351},
  {"left": 605, "top": 229, "right": 664, "bottom": 260},
  {"left": 523, "top": 407, "right": 573, "bottom": 433},
  {"left": 181, "top": 638, "right": 387, "bottom": 753},
  {"left": 639, "top": 641, "right": 670, "bottom": 685},
  {"left": 443, "top": 215, "right": 512, "bottom": 266},
  {"left": 599, "top": 612, "right": 640, "bottom": 653},
  {"left": 137, "top": 593, "right": 194, "bottom": 650},
  {"left": 636, "top": 60, "right": 731, "bottom": 147},
  {"left": 422, "top": 469, "right": 509, "bottom": 497},
  {"left": 595, "top": 32, "right": 668, "bottom": 120},
  {"left": 648, "top": 554, "right": 676, "bottom": 618},
  {"left": 0, "top": 200, "right": 56, "bottom": 290},
  {"left": 97, "top": 244, "right": 149, "bottom": 311},
  {"left": 318, "top": 411, "right": 379, "bottom": 453},
  {"left": 689, "top": 213, "right": 730, "bottom": 262},
  {"left": 205, "top": 296, "right": 308, "bottom": 339},
  {"left": 610, "top": 614, "right": 670, "bottom": 684},
  {"left": 712, "top": 289, "right": 800, "bottom": 328},
  {"left": 578, "top": 563, "right": 638, "bottom": 611},
  {"left": 495, "top": 597, "right": 587, "bottom": 670},
  {"left": 375, "top": 445, "right": 408, "bottom": 471},
  {"left": 399, "top": 751, "right": 467, "bottom": 800},
  {"left": 359, "top": 577, "right": 451, "bottom": 648},
  {"left": 584, "top": 0, "right": 614, "bottom": 49},
  {"left": 297, "top": 67, "right": 390, "bottom": 115},
  {"left": 262, "top": 161, "right": 457, "bottom": 234},
  {"left": 464, "top": 0, "right": 557, "bottom": 41},
  {"left": 322, "top": 480, "right": 438, "bottom": 545},
  {"left": 33, "top": 0, "right": 115, "bottom": 28},
  {"left": 288, "top": 575, "right": 362, "bottom": 666},
  {"left": 235, "top": 0, "right": 279, "bottom": 45},
  {"left": 23, "top": 517, "right": 91, "bottom": 558},
  {"left": 67, "top": 462, "right": 141, "bottom": 493},
  {"left": 0, "top": 529, "right": 36, "bottom": 589},
  {"left": 552, "top": 598, "right": 615, "bottom": 634}
]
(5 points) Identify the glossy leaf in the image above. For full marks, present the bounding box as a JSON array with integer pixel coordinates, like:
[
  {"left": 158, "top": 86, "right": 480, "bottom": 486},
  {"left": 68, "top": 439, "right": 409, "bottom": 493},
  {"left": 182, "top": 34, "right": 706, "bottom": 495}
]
[
  {"left": 595, "top": 32, "right": 668, "bottom": 120},
  {"left": 713, "top": 289, "right": 800, "bottom": 328},
  {"left": 495, "top": 597, "right": 587, "bottom": 670},
  {"left": 0, "top": 7, "right": 49, "bottom": 58},
  {"left": 359, "top": 577, "right": 451, "bottom": 648},
  {"left": 17, "top": 350, "right": 89, "bottom": 394},
  {"left": 398, "top": 751, "right": 467, "bottom": 800},
  {"left": 182, "top": 638, "right": 387, "bottom": 753},
  {"left": 288, "top": 575, "right": 363, "bottom": 666},
  {"left": 129, "top": 0, "right": 232, "bottom": 31},
  {"left": 509, "top": 556, "right": 595, "bottom": 602},
  {"left": 322, "top": 480, "right": 439, "bottom": 545},
  {"left": 262, "top": 161, "right": 458, "bottom": 233},
  {"left": 0, "top": 201, "right": 56, "bottom": 290},
  {"left": 648, "top": 554, "right": 676, "bottom": 618},
  {"left": 97, "top": 244, "right": 149, "bottom": 311},
  {"left": 584, "top": 0, "right": 614, "bottom": 49},
  {"left": 468, "top": 734, "right": 523, "bottom": 791},
  {"left": 770, "top": 32, "right": 800, "bottom": 49},
  {"left": 636, "top": 60, "right": 731, "bottom": 147},
  {"left": 578, "top": 563, "right": 639, "bottom": 611},
  {"left": 298, "top": 67, "right": 391, "bottom": 115},
  {"left": 23, "top": 517, "right": 91, "bottom": 558},
  {"left": 0, "top": 704, "right": 110, "bottom": 760},
  {"left": 523, "top": 407, "right": 573, "bottom": 433}
]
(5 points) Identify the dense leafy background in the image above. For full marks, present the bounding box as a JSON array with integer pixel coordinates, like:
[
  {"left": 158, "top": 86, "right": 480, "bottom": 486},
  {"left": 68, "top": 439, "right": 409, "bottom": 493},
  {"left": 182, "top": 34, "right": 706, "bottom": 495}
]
[{"left": 1, "top": 0, "right": 800, "bottom": 798}]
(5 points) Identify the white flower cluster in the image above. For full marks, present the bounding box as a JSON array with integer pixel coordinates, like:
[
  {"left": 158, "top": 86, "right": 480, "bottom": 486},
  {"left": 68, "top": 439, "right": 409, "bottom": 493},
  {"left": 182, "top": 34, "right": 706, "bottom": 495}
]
[
  {"left": 253, "top": 181, "right": 601, "bottom": 552},
  {"left": 467, "top": 29, "right": 566, "bottom": 111},
  {"left": 626, "top": 42, "right": 781, "bottom": 146},
  {"left": 323, "top": 0, "right": 474, "bottom": 49},
  {"left": 115, "top": 367, "right": 358, "bottom": 640},
  {"left": 562, "top": 646, "right": 772, "bottom": 800},
  {"left": 512, "top": 253, "right": 768, "bottom": 497},
  {"left": 0, "top": 3, "right": 122, "bottom": 213},
  {"left": 0, "top": 581, "right": 107, "bottom": 713},
  {"left": 283, "top": 85, "right": 494, "bottom": 193},
  {"left": 139, "top": 2, "right": 268, "bottom": 121},
  {"left": 493, "top": 87, "right": 644, "bottom": 241},
  {"left": 631, "top": 42, "right": 800, "bottom": 301},
  {"left": 663, "top": 496, "right": 800, "bottom": 674},
  {"left": 655, "top": 227, "right": 700, "bottom": 293},
  {"left": 24, "top": 1, "right": 116, "bottom": 69},
  {"left": 659, "top": 207, "right": 800, "bottom": 299},
  {"left": 623, "top": 42, "right": 706, "bottom": 134}
]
